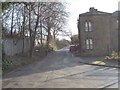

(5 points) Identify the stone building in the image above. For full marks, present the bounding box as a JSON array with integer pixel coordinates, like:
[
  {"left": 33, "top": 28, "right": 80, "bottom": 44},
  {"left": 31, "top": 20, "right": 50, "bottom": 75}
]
[{"left": 77, "top": 7, "right": 118, "bottom": 56}]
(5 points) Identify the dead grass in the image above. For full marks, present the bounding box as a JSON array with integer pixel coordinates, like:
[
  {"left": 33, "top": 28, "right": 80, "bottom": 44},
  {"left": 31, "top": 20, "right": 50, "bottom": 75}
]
[
  {"left": 2, "top": 45, "right": 54, "bottom": 73},
  {"left": 2, "top": 51, "right": 46, "bottom": 73},
  {"left": 105, "top": 51, "right": 120, "bottom": 60}
]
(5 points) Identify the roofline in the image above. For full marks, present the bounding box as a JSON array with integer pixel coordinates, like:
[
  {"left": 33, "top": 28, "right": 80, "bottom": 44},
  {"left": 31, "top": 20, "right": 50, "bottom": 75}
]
[{"left": 79, "top": 10, "right": 112, "bottom": 16}]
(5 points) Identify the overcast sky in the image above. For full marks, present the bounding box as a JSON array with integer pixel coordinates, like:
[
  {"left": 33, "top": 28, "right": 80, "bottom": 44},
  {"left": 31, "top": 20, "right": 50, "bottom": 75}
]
[{"left": 64, "top": 0, "right": 120, "bottom": 36}]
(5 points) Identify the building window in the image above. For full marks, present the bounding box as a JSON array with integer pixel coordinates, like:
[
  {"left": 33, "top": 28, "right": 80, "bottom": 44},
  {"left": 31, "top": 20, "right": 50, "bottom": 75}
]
[
  {"left": 89, "top": 39, "right": 93, "bottom": 49},
  {"left": 86, "top": 39, "right": 89, "bottom": 49},
  {"left": 88, "top": 21, "right": 92, "bottom": 31},
  {"left": 85, "top": 21, "right": 88, "bottom": 32},
  {"left": 85, "top": 39, "right": 93, "bottom": 50},
  {"left": 117, "top": 20, "right": 119, "bottom": 23},
  {"left": 85, "top": 21, "right": 92, "bottom": 32}
]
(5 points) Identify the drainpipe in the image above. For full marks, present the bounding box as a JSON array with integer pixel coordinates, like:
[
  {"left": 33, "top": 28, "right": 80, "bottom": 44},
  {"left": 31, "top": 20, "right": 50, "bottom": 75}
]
[{"left": 77, "top": 15, "right": 81, "bottom": 52}]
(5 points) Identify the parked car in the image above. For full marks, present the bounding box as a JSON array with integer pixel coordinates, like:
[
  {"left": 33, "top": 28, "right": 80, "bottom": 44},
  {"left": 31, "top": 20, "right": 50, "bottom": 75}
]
[{"left": 69, "top": 45, "right": 77, "bottom": 53}]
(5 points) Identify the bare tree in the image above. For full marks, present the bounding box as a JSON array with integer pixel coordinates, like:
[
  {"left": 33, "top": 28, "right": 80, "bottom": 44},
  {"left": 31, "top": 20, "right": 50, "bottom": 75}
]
[{"left": 2, "top": 2, "right": 69, "bottom": 56}]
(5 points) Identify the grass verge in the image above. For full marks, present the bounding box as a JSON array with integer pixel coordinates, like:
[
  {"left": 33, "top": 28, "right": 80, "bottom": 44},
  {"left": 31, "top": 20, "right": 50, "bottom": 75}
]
[{"left": 2, "top": 51, "right": 47, "bottom": 73}]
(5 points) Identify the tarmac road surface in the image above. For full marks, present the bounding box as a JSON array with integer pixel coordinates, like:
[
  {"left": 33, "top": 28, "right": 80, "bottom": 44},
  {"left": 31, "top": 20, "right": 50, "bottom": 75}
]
[{"left": 2, "top": 46, "right": 118, "bottom": 88}]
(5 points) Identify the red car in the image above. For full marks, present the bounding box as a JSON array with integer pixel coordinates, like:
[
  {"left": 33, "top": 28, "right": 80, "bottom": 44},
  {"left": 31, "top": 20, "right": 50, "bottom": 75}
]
[{"left": 69, "top": 45, "right": 77, "bottom": 53}]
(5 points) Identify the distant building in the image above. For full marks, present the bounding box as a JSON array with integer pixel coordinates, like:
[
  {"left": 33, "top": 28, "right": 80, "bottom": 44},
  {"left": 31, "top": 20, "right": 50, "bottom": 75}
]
[{"left": 77, "top": 7, "right": 118, "bottom": 56}]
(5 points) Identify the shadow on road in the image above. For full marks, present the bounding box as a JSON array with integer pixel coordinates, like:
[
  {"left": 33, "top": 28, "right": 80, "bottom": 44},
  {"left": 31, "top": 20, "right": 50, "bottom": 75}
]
[
  {"left": 3, "top": 48, "right": 118, "bottom": 82},
  {"left": 3, "top": 50, "right": 84, "bottom": 79}
]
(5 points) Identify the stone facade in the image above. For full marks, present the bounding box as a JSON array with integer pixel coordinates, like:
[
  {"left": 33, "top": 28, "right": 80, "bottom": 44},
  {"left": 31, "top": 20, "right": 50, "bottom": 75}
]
[{"left": 77, "top": 7, "right": 118, "bottom": 56}]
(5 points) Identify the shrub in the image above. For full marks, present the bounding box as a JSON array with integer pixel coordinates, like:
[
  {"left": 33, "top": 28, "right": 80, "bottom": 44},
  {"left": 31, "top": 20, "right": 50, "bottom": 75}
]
[{"left": 105, "top": 51, "right": 120, "bottom": 60}]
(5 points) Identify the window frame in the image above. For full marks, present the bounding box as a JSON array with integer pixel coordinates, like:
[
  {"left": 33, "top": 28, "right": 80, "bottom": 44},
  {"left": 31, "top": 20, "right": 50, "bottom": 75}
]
[
  {"left": 84, "top": 20, "right": 92, "bottom": 32},
  {"left": 88, "top": 21, "right": 92, "bottom": 32},
  {"left": 85, "top": 39, "right": 93, "bottom": 50},
  {"left": 85, "top": 21, "right": 89, "bottom": 32}
]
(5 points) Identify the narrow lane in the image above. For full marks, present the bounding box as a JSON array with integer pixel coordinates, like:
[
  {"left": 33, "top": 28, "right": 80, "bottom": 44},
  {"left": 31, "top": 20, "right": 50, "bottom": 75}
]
[{"left": 2, "top": 46, "right": 118, "bottom": 88}]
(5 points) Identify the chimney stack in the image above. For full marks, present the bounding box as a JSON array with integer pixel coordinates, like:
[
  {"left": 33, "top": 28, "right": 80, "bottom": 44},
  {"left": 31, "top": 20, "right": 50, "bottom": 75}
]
[{"left": 89, "top": 7, "right": 98, "bottom": 14}]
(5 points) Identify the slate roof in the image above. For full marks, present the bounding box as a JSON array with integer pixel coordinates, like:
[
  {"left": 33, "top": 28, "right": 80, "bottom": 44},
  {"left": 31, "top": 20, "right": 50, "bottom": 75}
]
[
  {"left": 80, "top": 10, "right": 112, "bottom": 16},
  {"left": 112, "top": 11, "right": 120, "bottom": 17},
  {"left": 79, "top": 7, "right": 115, "bottom": 16}
]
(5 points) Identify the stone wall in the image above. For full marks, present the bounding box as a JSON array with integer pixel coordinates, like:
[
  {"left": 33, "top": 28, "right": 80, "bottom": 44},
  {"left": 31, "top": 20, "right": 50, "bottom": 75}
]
[
  {"left": 3, "top": 38, "right": 30, "bottom": 56},
  {"left": 110, "top": 16, "right": 118, "bottom": 52}
]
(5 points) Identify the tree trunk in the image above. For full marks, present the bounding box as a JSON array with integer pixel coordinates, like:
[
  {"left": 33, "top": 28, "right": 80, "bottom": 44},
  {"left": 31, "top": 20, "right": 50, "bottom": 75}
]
[
  {"left": 10, "top": 3, "right": 15, "bottom": 35},
  {"left": 32, "top": 12, "right": 39, "bottom": 49},
  {"left": 40, "top": 19, "right": 43, "bottom": 45},
  {"left": 46, "top": 15, "right": 51, "bottom": 47},
  {"left": 47, "top": 26, "right": 51, "bottom": 46},
  {"left": 29, "top": 3, "right": 33, "bottom": 57},
  {"left": 32, "top": 2, "right": 40, "bottom": 51},
  {"left": 29, "top": 3, "right": 40, "bottom": 57},
  {"left": 22, "top": 3, "right": 26, "bottom": 53}
]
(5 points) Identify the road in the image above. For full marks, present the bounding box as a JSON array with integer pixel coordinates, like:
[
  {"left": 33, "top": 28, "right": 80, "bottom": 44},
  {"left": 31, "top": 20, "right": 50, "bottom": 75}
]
[{"left": 2, "top": 46, "right": 118, "bottom": 88}]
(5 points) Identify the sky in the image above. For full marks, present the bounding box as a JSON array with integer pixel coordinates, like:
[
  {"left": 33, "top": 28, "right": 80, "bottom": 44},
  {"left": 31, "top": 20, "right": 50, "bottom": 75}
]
[
  {"left": 63, "top": 0, "right": 120, "bottom": 36},
  {"left": 2, "top": 0, "right": 120, "bottom": 40}
]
